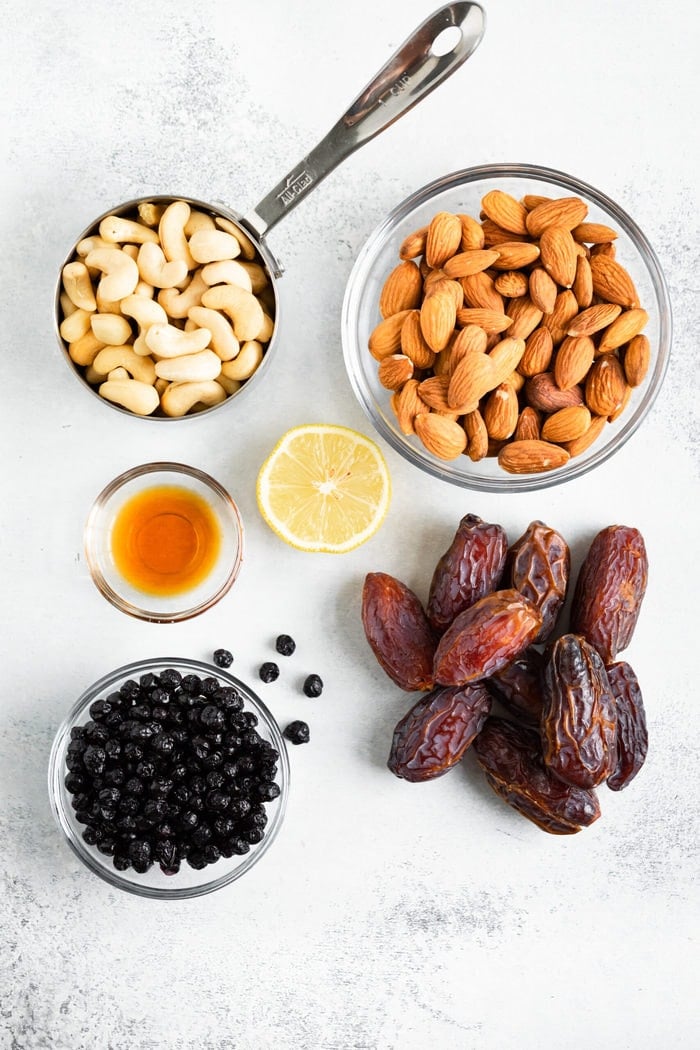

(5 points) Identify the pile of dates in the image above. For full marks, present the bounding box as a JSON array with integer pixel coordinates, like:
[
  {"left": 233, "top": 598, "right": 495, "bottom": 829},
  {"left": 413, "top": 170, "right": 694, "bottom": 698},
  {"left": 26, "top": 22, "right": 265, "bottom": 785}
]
[{"left": 361, "top": 515, "right": 649, "bottom": 834}]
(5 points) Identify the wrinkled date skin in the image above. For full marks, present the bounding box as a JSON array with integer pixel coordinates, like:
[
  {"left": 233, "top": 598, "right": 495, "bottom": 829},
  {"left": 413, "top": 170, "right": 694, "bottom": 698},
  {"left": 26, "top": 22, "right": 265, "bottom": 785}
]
[
  {"left": 570, "top": 525, "right": 648, "bottom": 664},
  {"left": 505, "top": 520, "right": 570, "bottom": 643},
  {"left": 388, "top": 683, "right": 492, "bottom": 782},
  {"left": 487, "top": 646, "right": 545, "bottom": 724},
  {"left": 473, "top": 717, "right": 601, "bottom": 834},
  {"left": 427, "top": 514, "right": 508, "bottom": 634},
  {"left": 433, "top": 589, "right": 542, "bottom": 687},
  {"left": 541, "top": 634, "right": 617, "bottom": 789},
  {"left": 361, "top": 572, "right": 436, "bottom": 692},
  {"left": 606, "top": 661, "right": 648, "bottom": 791}
]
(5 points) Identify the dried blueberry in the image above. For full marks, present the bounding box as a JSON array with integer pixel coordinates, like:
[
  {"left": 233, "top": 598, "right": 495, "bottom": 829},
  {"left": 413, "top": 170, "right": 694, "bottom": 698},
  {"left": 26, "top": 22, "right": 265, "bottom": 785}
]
[
  {"left": 213, "top": 648, "right": 234, "bottom": 668},
  {"left": 83, "top": 745, "right": 106, "bottom": 775},
  {"left": 275, "top": 634, "right": 296, "bottom": 657},
  {"left": 258, "top": 662, "right": 279, "bottom": 684},
  {"left": 284, "top": 720, "right": 310, "bottom": 745},
  {"left": 303, "top": 674, "right": 323, "bottom": 698},
  {"left": 200, "top": 704, "right": 225, "bottom": 730}
]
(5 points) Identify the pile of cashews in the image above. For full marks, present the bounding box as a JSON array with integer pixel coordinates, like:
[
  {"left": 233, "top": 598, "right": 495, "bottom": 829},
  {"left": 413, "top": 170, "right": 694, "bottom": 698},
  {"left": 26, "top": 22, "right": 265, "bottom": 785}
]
[{"left": 58, "top": 199, "right": 275, "bottom": 417}]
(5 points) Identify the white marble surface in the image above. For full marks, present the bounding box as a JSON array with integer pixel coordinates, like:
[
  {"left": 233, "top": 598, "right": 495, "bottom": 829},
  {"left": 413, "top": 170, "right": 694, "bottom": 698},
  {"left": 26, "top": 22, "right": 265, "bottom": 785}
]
[{"left": 1, "top": 1, "right": 699, "bottom": 1047}]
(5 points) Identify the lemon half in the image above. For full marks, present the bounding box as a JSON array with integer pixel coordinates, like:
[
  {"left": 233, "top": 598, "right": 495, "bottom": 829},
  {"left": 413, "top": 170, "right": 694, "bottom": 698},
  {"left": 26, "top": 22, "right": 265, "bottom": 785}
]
[{"left": 256, "top": 424, "right": 391, "bottom": 553}]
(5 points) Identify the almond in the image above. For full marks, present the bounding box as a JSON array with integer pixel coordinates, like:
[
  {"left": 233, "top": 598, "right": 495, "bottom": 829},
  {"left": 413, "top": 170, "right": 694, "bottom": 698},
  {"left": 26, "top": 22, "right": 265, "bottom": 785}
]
[
  {"left": 505, "top": 368, "right": 525, "bottom": 394},
  {"left": 539, "top": 225, "right": 578, "bottom": 287},
  {"left": 522, "top": 194, "right": 553, "bottom": 211},
  {"left": 443, "top": 249, "right": 500, "bottom": 279},
  {"left": 427, "top": 277, "right": 463, "bottom": 311},
  {"left": 368, "top": 309, "right": 412, "bottom": 360},
  {"left": 488, "top": 336, "right": 526, "bottom": 385},
  {"left": 541, "top": 290, "right": 579, "bottom": 344},
  {"left": 450, "top": 324, "right": 488, "bottom": 366},
  {"left": 490, "top": 241, "right": 541, "bottom": 271},
  {"left": 506, "top": 297, "right": 544, "bottom": 339},
  {"left": 623, "top": 334, "right": 651, "bottom": 387},
  {"left": 529, "top": 267, "right": 558, "bottom": 314},
  {"left": 460, "top": 271, "right": 504, "bottom": 311},
  {"left": 519, "top": 326, "right": 554, "bottom": 376},
  {"left": 590, "top": 255, "right": 639, "bottom": 307},
  {"left": 498, "top": 439, "right": 570, "bottom": 474},
  {"left": 399, "top": 225, "right": 428, "bottom": 260},
  {"left": 393, "top": 378, "right": 425, "bottom": 435},
  {"left": 572, "top": 222, "right": 619, "bottom": 244},
  {"left": 572, "top": 255, "right": 593, "bottom": 308},
  {"left": 379, "top": 260, "right": 423, "bottom": 318},
  {"left": 418, "top": 374, "right": 453, "bottom": 411},
  {"left": 420, "top": 289, "right": 457, "bottom": 352},
  {"left": 563, "top": 414, "right": 607, "bottom": 457},
  {"left": 554, "top": 335, "right": 595, "bottom": 389},
  {"left": 458, "top": 213, "right": 485, "bottom": 251},
  {"left": 483, "top": 383, "right": 519, "bottom": 440},
  {"left": 514, "top": 405, "right": 542, "bottom": 441},
  {"left": 456, "top": 308, "right": 513, "bottom": 334},
  {"left": 425, "top": 212, "right": 462, "bottom": 268},
  {"left": 448, "top": 351, "right": 497, "bottom": 409},
  {"left": 541, "top": 404, "right": 592, "bottom": 443},
  {"left": 525, "top": 372, "right": 584, "bottom": 412},
  {"left": 377, "top": 353, "right": 414, "bottom": 391},
  {"left": 585, "top": 353, "right": 627, "bottom": 417},
  {"left": 481, "top": 219, "right": 527, "bottom": 247},
  {"left": 525, "top": 196, "right": 588, "bottom": 237},
  {"left": 598, "top": 307, "right": 649, "bottom": 350},
  {"left": 591, "top": 242, "right": 616, "bottom": 260},
  {"left": 608, "top": 381, "right": 632, "bottom": 422},
  {"left": 494, "top": 271, "right": 529, "bottom": 298},
  {"left": 481, "top": 190, "right": 529, "bottom": 235},
  {"left": 401, "top": 310, "right": 435, "bottom": 369},
  {"left": 414, "top": 413, "right": 467, "bottom": 460},
  {"left": 464, "top": 409, "right": 489, "bottom": 461},
  {"left": 567, "top": 303, "right": 622, "bottom": 337}
]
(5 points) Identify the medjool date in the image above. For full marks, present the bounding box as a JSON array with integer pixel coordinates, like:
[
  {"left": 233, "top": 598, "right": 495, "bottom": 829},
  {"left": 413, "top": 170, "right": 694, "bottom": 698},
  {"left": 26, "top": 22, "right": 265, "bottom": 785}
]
[
  {"left": 426, "top": 514, "right": 508, "bottom": 633},
  {"left": 361, "top": 572, "right": 436, "bottom": 691},
  {"left": 606, "top": 661, "right": 648, "bottom": 791},
  {"left": 487, "top": 646, "right": 545, "bottom": 724},
  {"left": 504, "top": 520, "right": 570, "bottom": 643}
]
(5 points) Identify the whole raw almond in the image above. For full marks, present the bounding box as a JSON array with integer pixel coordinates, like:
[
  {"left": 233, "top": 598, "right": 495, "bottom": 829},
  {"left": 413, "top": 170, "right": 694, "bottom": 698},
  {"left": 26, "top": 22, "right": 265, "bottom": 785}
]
[
  {"left": 585, "top": 353, "right": 628, "bottom": 416},
  {"left": 567, "top": 303, "right": 622, "bottom": 337},
  {"left": 529, "top": 268, "right": 558, "bottom": 314},
  {"left": 448, "top": 351, "right": 497, "bottom": 409},
  {"left": 519, "top": 326, "right": 554, "bottom": 376},
  {"left": 443, "top": 249, "right": 500, "bottom": 279},
  {"left": 541, "top": 404, "right": 592, "bottom": 443},
  {"left": 427, "top": 277, "right": 463, "bottom": 311},
  {"left": 540, "top": 225, "right": 578, "bottom": 288},
  {"left": 418, "top": 374, "right": 452, "bottom": 411},
  {"left": 572, "top": 255, "right": 593, "bottom": 308},
  {"left": 514, "top": 405, "right": 542, "bottom": 441},
  {"left": 608, "top": 381, "right": 632, "bottom": 422},
  {"left": 393, "top": 378, "right": 425, "bottom": 435},
  {"left": 401, "top": 310, "right": 435, "bottom": 369},
  {"left": 464, "top": 409, "right": 489, "bottom": 461},
  {"left": 399, "top": 225, "right": 428, "bottom": 260},
  {"left": 563, "top": 414, "right": 607, "bottom": 457},
  {"left": 460, "top": 271, "right": 504, "bottom": 311},
  {"left": 458, "top": 213, "right": 485, "bottom": 251},
  {"left": 420, "top": 290, "right": 457, "bottom": 352},
  {"left": 541, "top": 290, "right": 579, "bottom": 344},
  {"left": 591, "top": 242, "right": 616, "bottom": 260},
  {"left": 378, "top": 354, "right": 414, "bottom": 390},
  {"left": 490, "top": 241, "right": 541, "bottom": 271},
  {"left": 525, "top": 372, "right": 584, "bottom": 412},
  {"left": 483, "top": 383, "right": 519, "bottom": 440},
  {"left": 572, "top": 222, "right": 619, "bottom": 244},
  {"left": 598, "top": 307, "right": 649, "bottom": 350},
  {"left": 481, "top": 219, "right": 527, "bottom": 247},
  {"left": 624, "top": 333, "right": 651, "bottom": 386},
  {"left": 414, "top": 413, "right": 467, "bottom": 460},
  {"left": 526, "top": 196, "right": 588, "bottom": 237},
  {"left": 506, "top": 297, "right": 544, "bottom": 339},
  {"left": 505, "top": 368, "right": 525, "bottom": 394},
  {"left": 425, "top": 212, "right": 463, "bottom": 268},
  {"left": 379, "top": 260, "right": 423, "bottom": 318},
  {"left": 522, "top": 194, "right": 553, "bottom": 210},
  {"left": 456, "top": 308, "right": 513, "bottom": 334},
  {"left": 498, "top": 439, "right": 570, "bottom": 474},
  {"left": 554, "top": 335, "right": 596, "bottom": 389},
  {"left": 494, "top": 271, "right": 529, "bottom": 298},
  {"left": 590, "top": 255, "right": 639, "bottom": 308},
  {"left": 368, "top": 309, "right": 412, "bottom": 360},
  {"left": 450, "top": 323, "right": 488, "bottom": 365},
  {"left": 488, "top": 337, "right": 526, "bottom": 385},
  {"left": 481, "top": 190, "right": 529, "bottom": 235}
]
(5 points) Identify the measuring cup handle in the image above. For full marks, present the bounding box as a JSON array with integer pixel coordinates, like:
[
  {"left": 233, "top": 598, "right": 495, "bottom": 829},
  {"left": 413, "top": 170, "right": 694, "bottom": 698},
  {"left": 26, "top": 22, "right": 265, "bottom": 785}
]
[{"left": 244, "top": 2, "right": 486, "bottom": 239}]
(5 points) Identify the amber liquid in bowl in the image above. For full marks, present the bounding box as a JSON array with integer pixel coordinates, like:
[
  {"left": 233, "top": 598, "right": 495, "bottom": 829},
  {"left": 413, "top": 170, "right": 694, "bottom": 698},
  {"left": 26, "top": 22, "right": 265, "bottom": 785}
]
[{"left": 110, "top": 485, "right": 222, "bottom": 596}]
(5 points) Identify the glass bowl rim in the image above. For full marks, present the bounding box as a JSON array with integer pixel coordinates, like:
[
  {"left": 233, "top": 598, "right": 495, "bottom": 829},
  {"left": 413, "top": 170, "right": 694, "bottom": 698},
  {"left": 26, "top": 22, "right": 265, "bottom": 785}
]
[
  {"left": 83, "top": 460, "right": 245, "bottom": 623},
  {"left": 341, "top": 161, "right": 673, "bottom": 492},
  {"left": 47, "top": 656, "right": 290, "bottom": 900}
]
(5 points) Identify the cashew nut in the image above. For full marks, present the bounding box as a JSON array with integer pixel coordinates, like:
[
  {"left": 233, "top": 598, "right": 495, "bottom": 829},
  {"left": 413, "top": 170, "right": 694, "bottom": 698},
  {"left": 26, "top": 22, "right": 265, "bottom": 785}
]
[
  {"left": 84, "top": 363, "right": 103, "bottom": 384},
  {"left": 238, "top": 261, "right": 269, "bottom": 295},
  {"left": 107, "top": 366, "right": 130, "bottom": 382},
  {"left": 187, "top": 305, "right": 240, "bottom": 361},
  {"left": 85, "top": 247, "right": 139, "bottom": 301},
  {"left": 60, "top": 292, "right": 78, "bottom": 317},
  {"left": 96, "top": 289, "right": 124, "bottom": 315},
  {"left": 137, "top": 242, "right": 189, "bottom": 289},
  {"left": 134, "top": 280, "right": 155, "bottom": 298},
  {"left": 122, "top": 243, "right": 139, "bottom": 261},
  {"left": 200, "top": 284, "right": 264, "bottom": 342},
  {"left": 160, "top": 380, "right": 227, "bottom": 417},
  {"left": 215, "top": 215, "right": 257, "bottom": 260},
  {"left": 159, "top": 200, "right": 196, "bottom": 270},
  {"left": 156, "top": 270, "right": 208, "bottom": 318},
  {"left": 155, "top": 348, "right": 222, "bottom": 383},
  {"left": 121, "top": 295, "right": 168, "bottom": 355},
  {"left": 99, "top": 215, "right": 160, "bottom": 245},
  {"left": 221, "top": 340, "right": 263, "bottom": 381},
  {"left": 257, "top": 312, "right": 275, "bottom": 343},
  {"left": 99, "top": 379, "right": 160, "bottom": 416},
  {"left": 137, "top": 201, "right": 165, "bottom": 227},
  {"left": 68, "top": 331, "right": 105, "bottom": 367},
  {"left": 216, "top": 374, "right": 242, "bottom": 396},
  {"left": 200, "top": 260, "right": 252, "bottom": 292},
  {"left": 90, "top": 313, "right": 133, "bottom": 345},
  {"left": 76, "top": 235, "right": 112, "bottom": 257},
  {"left": 145, "top": 323, "right": 211, "bottom": 359},
  {"left": 188, "top": 229, "right": 241, "bottom": 264},
  {"left": 59, "top": 308, "right": 93, "bottom": 343},
  {"left": 62, "top": 261, "right": 97, "bottom": 311},
  {"left": 92, "top": 345, "right": 157, "bottom": 385},
  {"left": 184, "top": 210, "right": 216, "bottom": 236}
]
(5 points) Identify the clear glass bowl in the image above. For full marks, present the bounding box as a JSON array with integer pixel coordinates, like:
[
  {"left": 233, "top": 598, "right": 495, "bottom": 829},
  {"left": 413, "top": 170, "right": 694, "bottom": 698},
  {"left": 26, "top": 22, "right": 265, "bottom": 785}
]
[
  {"left": 84, "top": 462, "right": 244, "bottom": 623},
  {"left": 48, "top": 658, "right": 290, "bottom": 899},
  {"left": 341, "top": 163, "right": 672, "bottom": 491}
]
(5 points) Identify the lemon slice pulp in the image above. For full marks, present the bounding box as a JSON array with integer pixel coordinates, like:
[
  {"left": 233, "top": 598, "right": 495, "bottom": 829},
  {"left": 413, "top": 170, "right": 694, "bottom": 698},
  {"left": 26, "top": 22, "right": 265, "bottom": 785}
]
[{"left": 256, "top": 424, "right": 391, "bottom": 553}]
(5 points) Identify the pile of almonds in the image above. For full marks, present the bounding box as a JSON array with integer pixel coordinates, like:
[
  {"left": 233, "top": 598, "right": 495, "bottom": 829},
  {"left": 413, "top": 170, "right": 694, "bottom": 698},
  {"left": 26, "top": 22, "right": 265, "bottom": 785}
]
[{"left": 368, "top": 190, "right": 651, "bottom": 474}]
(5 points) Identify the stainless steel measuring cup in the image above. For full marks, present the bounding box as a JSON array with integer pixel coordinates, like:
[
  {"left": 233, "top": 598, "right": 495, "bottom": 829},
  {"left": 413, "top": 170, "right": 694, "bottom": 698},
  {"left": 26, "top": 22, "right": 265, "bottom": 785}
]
[{"left": 55, "top": 2, "right": 486, "bottom": 420}]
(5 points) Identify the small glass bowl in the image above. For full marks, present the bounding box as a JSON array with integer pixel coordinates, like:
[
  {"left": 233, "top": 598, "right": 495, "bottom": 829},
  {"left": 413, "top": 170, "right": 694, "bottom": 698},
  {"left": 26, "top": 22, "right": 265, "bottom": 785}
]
[
  {"left": 84, "top": 462, "right": 244, "bottom": 622},
  {"left": 48, "top": 658, "right": 290, "bottom": 899},
  {"left": 342, "top": 163, "right": 672, "bottom": 491}
]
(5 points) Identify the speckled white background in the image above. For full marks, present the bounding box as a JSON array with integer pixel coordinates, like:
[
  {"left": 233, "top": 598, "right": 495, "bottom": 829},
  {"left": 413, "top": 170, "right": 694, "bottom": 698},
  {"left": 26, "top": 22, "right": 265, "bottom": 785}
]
[{"left": 1, "top": 1, "right": 698, "bottom": 1047}]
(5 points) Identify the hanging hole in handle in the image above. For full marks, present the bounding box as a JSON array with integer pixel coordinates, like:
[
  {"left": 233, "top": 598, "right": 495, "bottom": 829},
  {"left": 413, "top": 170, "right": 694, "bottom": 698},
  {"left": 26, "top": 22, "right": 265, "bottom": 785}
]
[{"left": 430, "top": 25, "right": 463, "bottom": 57}]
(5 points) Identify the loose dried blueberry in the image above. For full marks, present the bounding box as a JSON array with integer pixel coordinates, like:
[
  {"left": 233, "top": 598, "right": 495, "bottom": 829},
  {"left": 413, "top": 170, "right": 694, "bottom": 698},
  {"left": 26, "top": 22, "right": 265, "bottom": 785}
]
[
  {"left": 213, "top": 649, "right": 234, "bottom": 668},
  {"left": 275, "top": 634, "right": 296, "bottom": 657},
  {"left": 259, "top": 662, "right": 279, "bottom": 684},
  {"left": 284, "top": 720, "right": 310, "bottom": 745},
  {"left": 303, "top": 674, "right": 323, "bottom": 698}
]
